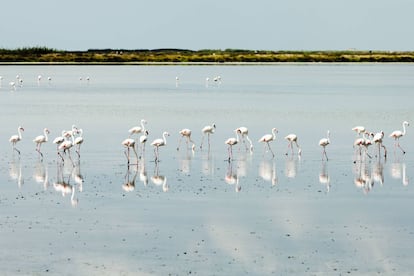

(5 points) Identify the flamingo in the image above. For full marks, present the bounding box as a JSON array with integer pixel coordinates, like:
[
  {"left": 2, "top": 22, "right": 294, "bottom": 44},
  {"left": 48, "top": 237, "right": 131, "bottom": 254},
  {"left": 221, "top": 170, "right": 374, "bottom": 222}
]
[
  {"left": 33, "top": 128, "right": 50, "bottom": 159},
  {"left": 139, "top": 130, "right": 149, "bottom": 158},
  {"left": 177, "top": 128, "right": 195, "bottom": 151},
  {"left": 129, "top": 119, "right": 147, "bottom": 137},
  {"left": 389, "top": 121, "right": 409, "bottom": 154},
  {"left": 200, "top": 123, "right": 216, "bottom": 149},
  {"left": 318, "top": 130, "right": 330, "bottom": 161},
  {"left": 151, "top": 131, "right": 170, "bottom": 162},
  {"left": 235, "top": 127, "right": 253, "bottom": 152},
  {"left": 74, "top": 128, "right": 84, "bottom": 157},
  {"left": 373, "top": 131, "right": 387, "bottom": 158},
  {"left": 9, "top": 126, "right": 24, "bottom": 155},
  {"left": 352, "top": 126, "right": 365, "bottom": 136},
  {"left": 58, "top": 131, "right": 75, "bottom": 163},
  {"left": 122, "top": 138, "right": 138, "bottom": 165},
  {"left": 225, "top": 130, "right": 239, "bottom": 162},
  {"left": 63, "top": 125, "right": 78, "bottom": 138},
  {"left": 354, "top": 131, "right": 373, "bottom": 160},
  {"left": 285, "top": 133, "right": 302, "bottom": 156},
  {"left": 258, "top": 128, "right": 278, "bottom": 158}
]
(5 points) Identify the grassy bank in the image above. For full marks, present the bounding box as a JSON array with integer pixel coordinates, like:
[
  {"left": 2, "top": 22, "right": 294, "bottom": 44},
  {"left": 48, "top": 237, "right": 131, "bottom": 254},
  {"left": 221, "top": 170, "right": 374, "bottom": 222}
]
[{"left": 1, "top": 47, "right": 414, "bottom": 63}]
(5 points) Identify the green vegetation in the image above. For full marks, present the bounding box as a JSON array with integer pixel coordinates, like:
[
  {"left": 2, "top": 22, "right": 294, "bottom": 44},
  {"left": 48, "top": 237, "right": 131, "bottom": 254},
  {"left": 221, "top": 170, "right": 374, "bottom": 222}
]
[{"left": 1, "top": 47, "right": 414, "bottom": 63}]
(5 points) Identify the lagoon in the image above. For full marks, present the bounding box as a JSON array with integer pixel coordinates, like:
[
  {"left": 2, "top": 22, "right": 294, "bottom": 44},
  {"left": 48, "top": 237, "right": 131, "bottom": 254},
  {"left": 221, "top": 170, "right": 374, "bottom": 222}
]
[{"left": 0, "top": 64, "right": 413, "bottom": 275}]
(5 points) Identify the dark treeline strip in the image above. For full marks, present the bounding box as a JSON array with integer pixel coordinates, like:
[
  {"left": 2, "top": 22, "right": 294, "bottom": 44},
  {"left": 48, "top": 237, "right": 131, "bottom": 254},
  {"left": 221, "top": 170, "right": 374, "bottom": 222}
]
[{"left": 1, "top": 47, "right": 414, "bottom": 63}]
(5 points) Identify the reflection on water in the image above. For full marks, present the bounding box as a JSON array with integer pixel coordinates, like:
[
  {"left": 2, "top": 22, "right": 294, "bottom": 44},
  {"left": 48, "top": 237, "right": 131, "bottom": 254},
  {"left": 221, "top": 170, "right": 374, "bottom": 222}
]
[
  {"left": 371, "top": 159, "right": 384, "bottom": 187},
  {"left": 390, "top": 161, "right": 409, "bottom": 186},
  {"left": 52, "top": 163, "right": 81, "bottom": 207},
  {"left": 151, "top": 163, "right": 168, "bottom": 192},
  {"left": 225, "top": 161, "right": 241, "bottom": 192},
  {"left": 33, "top": 160, "right": 49, "bottom": 190},
  {"left": 139, "top": 159, "right": 149, "bottom": 186},
  {"left": 9, "top": 157, "right": 24, "bottom": 188},
  {"left": 122, "top": 165, "right": 138, "bottom": 192},
  {"left": 284, "top": 155, "right": 300, "bottom": 179},
  {"left": 201, "top": 150, "right": 215, "bottom": 176},
  {"left": 319, "top": 161, "right": 330, "bottom": 193},
  {"left": 177, "top": 147, "right": 194, "bottom": 175},
  {"left": 258, "top": 159, "right": 277, "bottom": 186}
]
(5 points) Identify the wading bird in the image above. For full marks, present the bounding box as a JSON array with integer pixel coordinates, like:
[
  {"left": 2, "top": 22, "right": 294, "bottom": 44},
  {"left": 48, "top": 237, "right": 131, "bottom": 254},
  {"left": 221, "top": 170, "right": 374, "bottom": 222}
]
[
  {"left": 235, "top": 126, "right": 253, "bottom": 152},
  {"left": 225, "top": 130, "right": 239, "bottom": 162},
  {"left": 285, "top": 133, "right": 302, "bottom": 156},
  {"left": 352, "top": 126, "right": 365, "bottom": 136},
  {"left": 319, "top": 130, "right": 330, "bottom": 161},
  {"left": 151, "top": 131, "right": 170, "bottom": 162},
  {"left": 389, "top": 121, "right": 409, "bottom": 154},
  {"left": 129, "top": 119, "right": 147, "bottom": 137},
  {"left": 200, "top": 123, "right": 216, "bottom": 150},
  {"left": 177, "top": 128, "right": 195, "bottom": 151},
  {"left": 9, "top": 126, "right": 24, "bottom": 155},
  {"left": 33, "top": 128, "right": 50, "bottom": 159},
  {"left": 258, "top": 128, "right": 278, "bottom": 158},
  {"left": 373, "top": 131, "right": 387, "bottom": 159},
  {"left": 122, "top": 137, "right": 138, "bottom": 165}
]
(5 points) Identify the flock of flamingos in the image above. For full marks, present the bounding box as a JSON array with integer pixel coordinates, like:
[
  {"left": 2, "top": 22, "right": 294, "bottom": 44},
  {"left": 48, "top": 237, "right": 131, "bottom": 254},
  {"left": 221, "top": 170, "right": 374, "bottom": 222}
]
[{"left": 7, "top": 119, "right": 410, "bottom": 165}]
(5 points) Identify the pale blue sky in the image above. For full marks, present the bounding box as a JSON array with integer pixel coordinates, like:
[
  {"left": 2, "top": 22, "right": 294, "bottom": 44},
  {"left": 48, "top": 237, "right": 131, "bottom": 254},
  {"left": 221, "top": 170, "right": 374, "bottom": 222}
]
[{"left": 1, "top": 0, "right": 413, "bottom": 51}]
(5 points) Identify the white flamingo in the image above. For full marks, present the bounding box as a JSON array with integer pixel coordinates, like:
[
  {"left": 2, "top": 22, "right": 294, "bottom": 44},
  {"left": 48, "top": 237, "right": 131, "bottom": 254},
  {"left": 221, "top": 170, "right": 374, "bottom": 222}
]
[
  {"left": 33, "top": 128, "right": 50, "bottom": 159},
  {"left": 352, "top": 126, "right": 365, "bottom": 136},
  {"left": 139, "top": 130, "right": 149, "bottom": 158},
  {"left": 235, "top": 127, "right": 253, "bottom": 152},
  {"left": 373, "top": 131, "right": 387, "bottom": 158},
  {"left": 122, "top": 138, "right": 138, "bottom": 165},
  {"left": 129, "top": 119, "right": 147, "bottom": 137},
  {"left": 200, "top": 123, "right": 216, "bottom": 149},
  {"left": 285, "top": 133, "right": 302, "bottom": 156},
  {"left": 225, "top": 130, "right": 239, "bottom": 162},
  {"left": 58, "top": 131, "right": 75, "bottom": 163},
  {"left": 74, "top": 128, "right": 84, "bottom": 157},
  {"left": 9, "top": 126, "right": 24, "bottom": 155},
  {"left": 258, "top": 128, "right": 278, "bottom": 158},
  {"left": 318, "top": 130, "right": 330, "bottom": 161},
  {"left": 389, "top": 121, "right": 409, "bottom": 154},
  {"left": 177, "top": 128, "right": 195, "bottom": 151},
  {"left": 151, "top": 131, "right": 170, "bottom": 162}
]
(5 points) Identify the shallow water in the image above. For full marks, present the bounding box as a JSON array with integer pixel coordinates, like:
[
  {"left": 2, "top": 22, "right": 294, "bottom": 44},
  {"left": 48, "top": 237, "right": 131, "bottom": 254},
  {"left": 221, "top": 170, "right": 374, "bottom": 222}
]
[{"left": 0, "top": 64, "right": 413, "bottom": 275}]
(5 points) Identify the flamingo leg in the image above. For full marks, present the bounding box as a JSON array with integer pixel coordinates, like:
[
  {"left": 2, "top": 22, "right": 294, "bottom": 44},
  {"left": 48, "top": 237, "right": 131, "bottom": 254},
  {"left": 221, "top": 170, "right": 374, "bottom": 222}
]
[
  {"left": 396, "top": 139, "right": 406, "bottom": 154},
  {"left": 200, "top": 135, "right": 205, "bottom": 149},
  {"left": 132, "top": 146, "right": 139, "bottom": 164},
  {"left": 267, "top": 142, "right": 275, "bottom": 158}
]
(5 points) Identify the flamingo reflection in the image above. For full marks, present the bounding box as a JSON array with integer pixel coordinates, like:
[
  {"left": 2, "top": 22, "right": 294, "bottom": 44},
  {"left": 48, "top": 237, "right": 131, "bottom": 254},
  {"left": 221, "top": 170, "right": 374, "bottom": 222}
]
[
  {"left": 177, "top": 146, "right": 194, "bottom": 175},
  {"left": 33, "top": 160, "right": 49, "bottom": 190},
  {"left": 53, "top": 163, "right": 79, "bottom": 207},
  {"left": 319, "top": 161, "right": 330, "bottom": 193},
  {"left": 285, "top": 155, "right": 300, "bottom": 179},
  {"left": 371, "top": 159, "right": 384, "bottom": 186},
  {"left": 353, "top": 159, "right": 373, "bottom": 194},
  {"left": 122, "top": 165, "right": 138, "bottom": 192},
  {"left": 139, "top": 157, "right": 149, "bottom": 186},
  {"left": 390, "top": 161, "right": 409, "bottom": 186},
  {"left": 9, "top": 157, "right": 24, "bottom": 188},
  {"left": 259, "top": 159, "right": 277, "bottom": 186},
  {"left": 151, "top": 163, "right": 168, "bottom": 192},
  {"left": 225, "top": 160, "right": 241, "bottom": 192}
]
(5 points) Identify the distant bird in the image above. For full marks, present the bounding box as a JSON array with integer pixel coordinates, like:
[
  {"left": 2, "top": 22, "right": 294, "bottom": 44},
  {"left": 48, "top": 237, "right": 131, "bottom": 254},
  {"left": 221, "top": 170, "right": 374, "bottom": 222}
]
[
  {"left": 9, "top": 126, "right": 24, "bottom": 155},
  {"left": 225, "top": 130, "right": 239, "bottom": 162},
  {"left": 9, "top": 81, "right": 16, "bottom": 90},
  {"left": 285, "top": 133, "right": 302, "bottom": 156},
  {"left": 151, "top": 131, "right": 170, "bottom": 162},
  {"left": 177, "top": 128, "right": 195, "bottom": 151},
  {"left": 122, "top": 138, "right": 138, "bottom": 165},
  {"left": 33, "top": 128, "right": 50, "bottom": 159},
  {"left": 258, "top": 128, "right": 278, "bottom": 158},
  {"left": 129, "top": 119, "right": 147, "bottom": 137},
  {"left": 200, "top": 123, "right": 216, "bottom": 149},
  {"left": 74, "top": 128, "right": 84, "bottom": 157},
  {"left": 318, "top": 130, "right": 330, "bottom": 161},
  {"left": 352, "top": 126, "right": 365, "bottom": 136},
  {"left": 235, "top": 127, "right": 253, "bottom": 152},
  {"left": 389, "top": 121, "right": 409, "bottom": 154},
  {"left": 373, "top": 131, "right": 387, "bottom": 158}
]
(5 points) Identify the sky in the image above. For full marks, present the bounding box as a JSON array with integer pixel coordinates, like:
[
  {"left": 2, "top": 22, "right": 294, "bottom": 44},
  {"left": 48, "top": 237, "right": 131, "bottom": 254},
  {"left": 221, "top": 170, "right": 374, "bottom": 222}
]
[{"left": 1, "top": 0, "right": 413, "bottom": 51}]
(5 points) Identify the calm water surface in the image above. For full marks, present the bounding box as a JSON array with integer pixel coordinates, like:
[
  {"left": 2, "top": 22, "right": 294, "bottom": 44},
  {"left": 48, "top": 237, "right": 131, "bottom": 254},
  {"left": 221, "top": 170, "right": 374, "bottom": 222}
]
[{"left": 0, "top": 64, "right": 413, "bottom": 275}]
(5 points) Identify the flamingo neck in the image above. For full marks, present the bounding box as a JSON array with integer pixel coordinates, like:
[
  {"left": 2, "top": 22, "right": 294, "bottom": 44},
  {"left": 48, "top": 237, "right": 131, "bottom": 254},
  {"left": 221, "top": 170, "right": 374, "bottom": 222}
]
[
  {"left": 402, "top": 122, "right": 407, "bottom": 135},
  {"left": 163, "top": 133, "right": 168, "bottom": 144},
  {"left": 44, "top": 130, "right": 49, "bottom": 142},
  {"left": 272, "top": 129, "right": 277, "bottom": 139},
  {"left": 18, "top": 128, "right": 23, "bottom": 139},
  {"left": 141, "top": 120, "right": 146, "bottom": 132}
]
